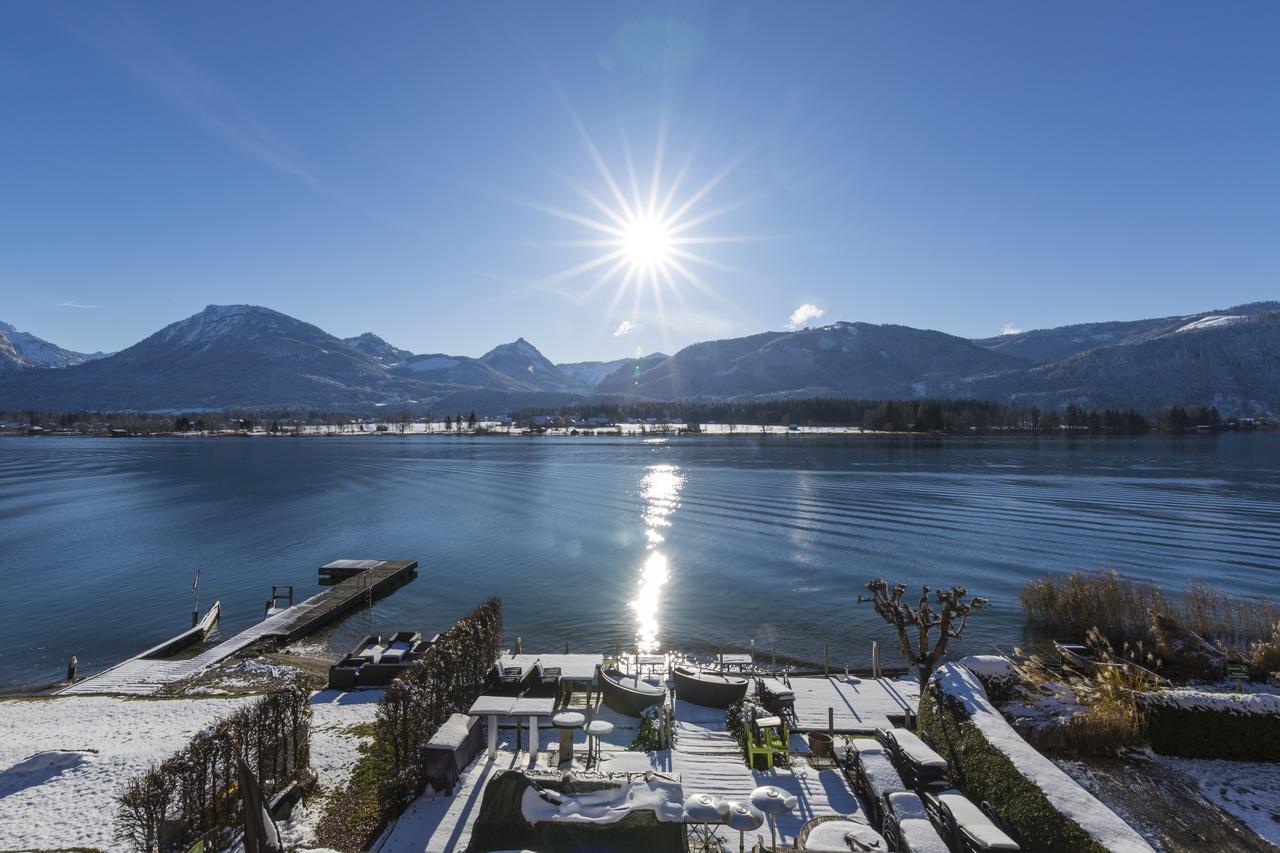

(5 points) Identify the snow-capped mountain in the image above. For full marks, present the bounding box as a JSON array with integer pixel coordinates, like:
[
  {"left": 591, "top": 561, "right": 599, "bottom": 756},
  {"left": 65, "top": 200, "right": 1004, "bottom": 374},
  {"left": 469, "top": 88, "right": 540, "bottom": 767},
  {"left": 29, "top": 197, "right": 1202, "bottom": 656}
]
[
  {"left": 0, "top": 321, "right": 102, "bottom": 370},
  {"left": 478, "top": 338, "right": 587, "bottom": 393},
  {"left": 0, "top": 302, "right": 1276, "bottom": 414},
  {"left": 970, "top": 301, "right": 1279, "bottom": 365},
  {"left": 593, "top": 322, "right": 1024, "bottom": 400},
  {"left": 967, "top": 308, "right": 1280, "bottom": 413},
  {"left": 557, "top": 354, "right": 667, "bottom": 388},
  {"left": 0, "top": 305, "right": 431, "bottom": 409},
  {"left": 343, "top": 333, "right": 415, "bottom": 368}
]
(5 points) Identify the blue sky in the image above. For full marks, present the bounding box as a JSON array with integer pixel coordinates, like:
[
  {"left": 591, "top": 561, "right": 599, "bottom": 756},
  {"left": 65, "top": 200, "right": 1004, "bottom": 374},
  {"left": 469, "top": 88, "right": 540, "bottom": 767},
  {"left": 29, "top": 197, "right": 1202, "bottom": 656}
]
[{"left": 3, "top": 2, "right": 1278, "bottom": 362}]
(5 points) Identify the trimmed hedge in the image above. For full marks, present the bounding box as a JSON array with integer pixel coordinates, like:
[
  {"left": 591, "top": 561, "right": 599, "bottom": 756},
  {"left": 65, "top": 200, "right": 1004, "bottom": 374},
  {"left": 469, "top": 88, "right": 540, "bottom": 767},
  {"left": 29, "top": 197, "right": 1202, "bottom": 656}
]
[
  {"left": 374, "top": 596, "right": 502, "bottom": 811},
  {"left": 114, "top": 684, "right": 312, "bottom": 852},
  {"left": 1141, "top": 697, "right": 1280, "bottom": 761},
  {"left": 315, "top": 597, "right": 503, "bottom": 850},
  {"left": 918, "top": 681, "right": 1108, "bottom": 853}
]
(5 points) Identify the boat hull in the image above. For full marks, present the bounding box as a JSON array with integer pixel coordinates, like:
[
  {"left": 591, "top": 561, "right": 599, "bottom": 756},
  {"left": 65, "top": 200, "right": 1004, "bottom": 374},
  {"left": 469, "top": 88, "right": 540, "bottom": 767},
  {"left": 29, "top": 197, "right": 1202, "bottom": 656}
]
[{"left": 673, "top": 665, "right": 749, "bottom": 708}]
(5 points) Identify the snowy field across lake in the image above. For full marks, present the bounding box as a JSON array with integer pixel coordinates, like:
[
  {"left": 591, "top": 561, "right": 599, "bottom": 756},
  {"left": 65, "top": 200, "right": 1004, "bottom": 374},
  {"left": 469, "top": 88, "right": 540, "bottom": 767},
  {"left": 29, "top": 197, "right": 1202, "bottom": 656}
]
[{"left": 2, "top": 434, "right": 1278, "bottom": 688}]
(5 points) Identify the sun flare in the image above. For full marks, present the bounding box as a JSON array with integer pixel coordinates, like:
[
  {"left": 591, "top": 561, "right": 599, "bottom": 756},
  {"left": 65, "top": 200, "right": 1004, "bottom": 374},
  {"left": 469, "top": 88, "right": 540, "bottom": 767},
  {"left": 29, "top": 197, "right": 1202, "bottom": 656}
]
[
  {"left": 522, "top": 108, "right": 759, "bottom": 333},
  {"left": 621, "top": 214, "right": 674, "bottom": 272}
]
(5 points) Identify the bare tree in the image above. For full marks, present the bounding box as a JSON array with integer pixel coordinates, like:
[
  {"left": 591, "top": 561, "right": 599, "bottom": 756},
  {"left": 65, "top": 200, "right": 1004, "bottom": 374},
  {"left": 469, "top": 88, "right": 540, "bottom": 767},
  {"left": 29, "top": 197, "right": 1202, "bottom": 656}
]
[{"left": 860, "top": 579, "right": 989, "bottom": 688}]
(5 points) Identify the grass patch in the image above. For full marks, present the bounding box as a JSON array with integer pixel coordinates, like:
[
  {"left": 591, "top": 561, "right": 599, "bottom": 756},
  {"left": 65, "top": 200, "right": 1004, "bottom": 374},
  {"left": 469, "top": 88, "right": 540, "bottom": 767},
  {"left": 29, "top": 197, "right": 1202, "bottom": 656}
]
[
  {"left": 314, "top": 737, "right": 391, "bottom": 852},
  {"left": 342, "top": 721, "right": 378, "bottom": 738},
  {"left": 919, "top": 682, "right": 1108, "bottom": 853}
]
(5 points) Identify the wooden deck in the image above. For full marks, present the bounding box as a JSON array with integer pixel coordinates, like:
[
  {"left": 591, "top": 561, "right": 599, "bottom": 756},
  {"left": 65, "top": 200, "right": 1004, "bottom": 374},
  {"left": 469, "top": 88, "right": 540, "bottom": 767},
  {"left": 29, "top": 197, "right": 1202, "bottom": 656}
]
[
  {"left": 758, "top": 674, "right": 919, "bottom": 733},
  {"left": 62, "top": 559, "right": 417, "bottom": 695}
]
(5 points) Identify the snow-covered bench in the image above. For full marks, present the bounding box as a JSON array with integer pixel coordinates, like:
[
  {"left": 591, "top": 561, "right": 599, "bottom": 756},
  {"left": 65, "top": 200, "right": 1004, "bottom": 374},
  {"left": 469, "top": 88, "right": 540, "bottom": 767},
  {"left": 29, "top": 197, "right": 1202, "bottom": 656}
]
[
  {"left": 882, "top": 790, "right": 949, "bottom": 853},
  {"left": 878, "top": 727, "right": 949, "bottom": 792},
  {"left": 925, "top": 790, "right": 1020, "bottom": 852},
  {"left": 846, "top": 737, "right": 907, "bottom": 831}
]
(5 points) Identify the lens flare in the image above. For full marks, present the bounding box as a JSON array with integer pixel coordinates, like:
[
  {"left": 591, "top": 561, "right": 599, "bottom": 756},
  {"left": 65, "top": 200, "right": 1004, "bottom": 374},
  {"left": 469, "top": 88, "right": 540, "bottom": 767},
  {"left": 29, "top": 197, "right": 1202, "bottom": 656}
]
[{"left": 519, "top": 102, "right": 765, "bottom": 336}]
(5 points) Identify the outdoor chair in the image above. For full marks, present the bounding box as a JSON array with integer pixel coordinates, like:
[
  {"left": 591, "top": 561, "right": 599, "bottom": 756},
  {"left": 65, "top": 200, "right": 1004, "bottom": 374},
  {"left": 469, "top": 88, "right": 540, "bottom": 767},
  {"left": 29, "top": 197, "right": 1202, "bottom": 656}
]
[{"left": 746, "top": 712, "right": 790, "bottom": 770}]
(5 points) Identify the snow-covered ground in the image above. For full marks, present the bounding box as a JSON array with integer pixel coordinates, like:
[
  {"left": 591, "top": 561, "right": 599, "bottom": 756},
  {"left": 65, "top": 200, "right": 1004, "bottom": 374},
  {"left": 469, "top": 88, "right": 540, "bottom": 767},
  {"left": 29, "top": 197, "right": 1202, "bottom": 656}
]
[
  {"left": 0, "top": 687, "right": 381, "bottom": 853},
  {"left": 0, "top": 694, "right": 255, "bottom": 851},
  {"left": 278, "top": 688, "right": 384, "bottom": 849},
  {"left": 1157, "top": 756, "right": 1280, "bottom": 848},
  {"left": 1176, "top": 315, "right": 1243, "bottom": 334}
]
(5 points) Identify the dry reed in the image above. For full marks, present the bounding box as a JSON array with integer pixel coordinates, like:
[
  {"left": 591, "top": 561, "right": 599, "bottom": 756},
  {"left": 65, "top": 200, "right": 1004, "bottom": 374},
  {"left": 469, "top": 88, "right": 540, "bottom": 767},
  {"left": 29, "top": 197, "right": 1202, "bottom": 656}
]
[
  {"left": 1020, "top": 569, "right": 1279, "bottom": 649},
  {"left": 1019, "top": 570, "right": 1164, "bottom": 645}
]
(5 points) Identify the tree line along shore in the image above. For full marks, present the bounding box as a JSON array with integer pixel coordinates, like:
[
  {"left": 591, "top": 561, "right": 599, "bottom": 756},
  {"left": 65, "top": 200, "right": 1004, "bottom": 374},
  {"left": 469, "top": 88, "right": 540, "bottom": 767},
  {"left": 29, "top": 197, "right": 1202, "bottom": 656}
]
[{"left": 1, "top": 398, "right": 1269, "bottom": 438}]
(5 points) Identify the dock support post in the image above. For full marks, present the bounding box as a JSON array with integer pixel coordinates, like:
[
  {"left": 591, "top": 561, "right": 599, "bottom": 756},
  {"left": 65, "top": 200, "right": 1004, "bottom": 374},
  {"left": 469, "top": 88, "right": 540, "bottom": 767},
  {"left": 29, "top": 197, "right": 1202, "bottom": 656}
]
[
  {"left": 528, "top": 716, "right": 539, "bottom": 762},
  {"left": 824, "top": 643, "right": 829, "bottom": 677},
  {"left": 487, "top": 714, "right": 498, "bottom": 762},
  {"left": 66, "top": 655, "right": 77, "bottom": 682},
  {"left": 828, "top": 707, "right": 834, "bottom": 743},
  {"left": 872, "top": 641, "right": 880, "bottom": 678},
  {"left": 514, "top": 637, "right": 522, "bottom": 655}
]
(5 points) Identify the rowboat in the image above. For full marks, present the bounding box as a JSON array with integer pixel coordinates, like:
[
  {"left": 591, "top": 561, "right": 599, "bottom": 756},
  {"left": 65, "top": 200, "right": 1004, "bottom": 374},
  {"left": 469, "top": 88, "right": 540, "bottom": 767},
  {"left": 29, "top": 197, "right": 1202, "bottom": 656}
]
[
  {"left": 1053, "top": 641, "right": 1100, "bottom": 671},
  {"left": 140, "top": 601, "right": 220, "bottom": 660},
  {"left": 597, "top": 666, "right": 665, "bottom": 716},
  {"left": 672, "top": 665, "right": 749, "bottom": 708}
]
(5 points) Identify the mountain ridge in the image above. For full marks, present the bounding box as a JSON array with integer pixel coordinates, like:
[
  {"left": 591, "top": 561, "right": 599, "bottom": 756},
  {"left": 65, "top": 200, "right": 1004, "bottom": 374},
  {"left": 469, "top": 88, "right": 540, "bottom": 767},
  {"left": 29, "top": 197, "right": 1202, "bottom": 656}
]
[
  {"left": 0, "top": 302, "right": 1276, "bottom": 415},
  {"left": 0, "top": 320, "right": 104, "bottom": 370}
]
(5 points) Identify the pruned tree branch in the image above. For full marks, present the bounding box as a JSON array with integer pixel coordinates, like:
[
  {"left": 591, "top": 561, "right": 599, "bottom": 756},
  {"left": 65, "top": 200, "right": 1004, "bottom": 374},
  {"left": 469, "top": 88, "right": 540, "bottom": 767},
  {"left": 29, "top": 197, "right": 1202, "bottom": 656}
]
[{"left": 861, "top": 578, "right": 989, "bottom": 687}]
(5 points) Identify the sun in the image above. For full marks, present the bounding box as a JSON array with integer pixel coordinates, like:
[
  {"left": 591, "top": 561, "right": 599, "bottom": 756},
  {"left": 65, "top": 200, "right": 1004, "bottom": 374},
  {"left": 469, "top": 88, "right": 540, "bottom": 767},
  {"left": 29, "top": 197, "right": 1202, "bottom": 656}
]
[
  {"left": 520, "top": 108, "right": 758, "bottom": 330},
  {"left": 621, "top": 214, "right": 674, "bottom": 272}
]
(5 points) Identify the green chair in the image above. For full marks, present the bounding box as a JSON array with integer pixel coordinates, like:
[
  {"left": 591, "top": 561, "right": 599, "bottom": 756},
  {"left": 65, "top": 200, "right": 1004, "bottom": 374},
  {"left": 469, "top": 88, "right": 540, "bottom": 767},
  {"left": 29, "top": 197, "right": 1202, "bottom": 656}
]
[{"left": 747, "top": 713, "right": 789, "bottom": 769}]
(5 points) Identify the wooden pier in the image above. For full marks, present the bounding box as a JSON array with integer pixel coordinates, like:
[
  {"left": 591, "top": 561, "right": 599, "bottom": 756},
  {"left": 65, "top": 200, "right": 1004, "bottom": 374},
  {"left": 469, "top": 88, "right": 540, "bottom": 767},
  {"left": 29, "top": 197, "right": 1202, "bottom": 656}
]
[{"left": 61, "top": 559, "right": 417, "bottom": 695}]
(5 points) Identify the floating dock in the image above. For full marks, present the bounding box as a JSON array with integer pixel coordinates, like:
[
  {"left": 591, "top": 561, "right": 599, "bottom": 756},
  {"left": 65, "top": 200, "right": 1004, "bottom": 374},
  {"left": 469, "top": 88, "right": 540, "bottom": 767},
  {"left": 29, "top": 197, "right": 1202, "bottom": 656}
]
[{"left": 61, "top": 559, "right": 417, "bottom": 695}]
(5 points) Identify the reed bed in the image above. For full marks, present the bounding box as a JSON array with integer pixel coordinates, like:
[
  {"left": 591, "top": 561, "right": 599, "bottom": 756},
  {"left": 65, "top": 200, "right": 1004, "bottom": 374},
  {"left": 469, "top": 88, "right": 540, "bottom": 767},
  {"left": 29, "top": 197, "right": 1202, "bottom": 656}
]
[
  {"left": 1019, "top": 570, "right": 1165, "bottom": 645},
  {"left": 1179, "top": 581, "right": 1280, "bottom": 648},
  {"left": 1020, "top": 569, "right": 1279, "bottom": 649}
]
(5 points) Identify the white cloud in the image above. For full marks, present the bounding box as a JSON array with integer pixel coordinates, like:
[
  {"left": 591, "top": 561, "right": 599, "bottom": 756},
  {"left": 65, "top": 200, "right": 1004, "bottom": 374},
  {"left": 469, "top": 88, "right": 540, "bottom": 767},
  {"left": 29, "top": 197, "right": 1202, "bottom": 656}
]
[
  {"left": 787, "top": 303, "right": 824, "bottom": 329},
  {"left": 1001, "top": 323, "right": 1022, "bottom": 336},
  {"left": 613, "top": 320, "right": 642, "bottom": 337},
  {"left": 57, "top": 301, "right": 97, "bottom": 310}
]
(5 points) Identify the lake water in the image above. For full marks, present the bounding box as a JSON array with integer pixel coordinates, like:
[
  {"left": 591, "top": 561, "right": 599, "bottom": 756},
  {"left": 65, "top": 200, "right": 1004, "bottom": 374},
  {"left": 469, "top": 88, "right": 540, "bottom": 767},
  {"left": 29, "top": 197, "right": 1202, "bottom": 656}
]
[{"left": 1, "top": 434, "right": 1277, "bottom": 688}]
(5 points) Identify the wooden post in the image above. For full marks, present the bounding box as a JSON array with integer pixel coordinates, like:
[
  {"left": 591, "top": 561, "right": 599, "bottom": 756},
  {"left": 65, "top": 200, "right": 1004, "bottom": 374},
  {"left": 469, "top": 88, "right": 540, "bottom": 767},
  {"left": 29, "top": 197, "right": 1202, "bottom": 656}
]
[
  {"left": 872, "top": 641, "right": 880, "bottom": 678},
  {"left": 66, "top": 655, "right": 77, "bottom": 682},
  {"left": 565, "top": 640, "right": 570, "bottom": 654},
  {"left": 828, "top": 707, "right": 834, "bottom": 742},
  {"left": 514, "top": 636, "right": 522, "bottom": 655}
]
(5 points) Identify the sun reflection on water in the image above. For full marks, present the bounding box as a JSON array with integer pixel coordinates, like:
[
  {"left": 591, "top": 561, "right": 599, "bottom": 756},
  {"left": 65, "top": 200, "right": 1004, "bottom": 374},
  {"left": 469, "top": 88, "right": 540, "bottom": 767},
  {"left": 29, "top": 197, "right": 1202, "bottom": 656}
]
[{"left": 630, "top": 464, "right": 684, "bottom": 653}]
